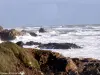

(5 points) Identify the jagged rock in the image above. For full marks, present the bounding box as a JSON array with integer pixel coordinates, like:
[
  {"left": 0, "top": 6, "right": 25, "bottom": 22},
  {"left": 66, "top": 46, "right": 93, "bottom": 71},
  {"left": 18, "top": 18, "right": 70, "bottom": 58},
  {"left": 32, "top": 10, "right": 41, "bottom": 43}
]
[
  {"left": 39, "top": 28, "right": 46, "bottom": 33},
  {"left": 0, "top": 29, "right": 21, "bottom": 40},
  {"left": 28, "top": 49, "right": 67, "bottom": 74},
  {"left": 39, "top": 43, "right": 81, "bottom": 49}
]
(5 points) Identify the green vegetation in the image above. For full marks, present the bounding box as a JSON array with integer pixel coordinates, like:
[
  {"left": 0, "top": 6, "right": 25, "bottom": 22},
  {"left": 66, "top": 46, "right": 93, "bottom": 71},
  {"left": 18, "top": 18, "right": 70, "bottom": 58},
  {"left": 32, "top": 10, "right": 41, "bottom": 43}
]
[{"left": 0, "top": 42, "right": 40, "bottom": 73}]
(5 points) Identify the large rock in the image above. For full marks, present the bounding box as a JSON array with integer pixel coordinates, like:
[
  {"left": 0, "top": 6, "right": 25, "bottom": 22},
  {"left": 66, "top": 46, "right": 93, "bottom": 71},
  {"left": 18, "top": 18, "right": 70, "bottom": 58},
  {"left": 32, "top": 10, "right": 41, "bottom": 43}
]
[
  {"left": 0, "top": 29, "right": 21, "bottom": 40},
  {"left": 39, "top": 43, "right": 81, "bottom": 49},
  {"left": 28, "top": 49, "right": 68, "bottom": 75},
  {"left": 39, "top": 28, "right": 46, "bottom": 33},
  {"left": 29, "top": 32, "right": 37, "bottom": 36},
  {"left": 0, "top": 42, "right": 42, "bottom": 75},
  {"left": 16, "top": 41, "right": 24, "bottom": 47},
  {"left": 27, "top": 49, "right": 100, "bottom": 75},
  {"left": 25, "top": 41, "right": 41, "bottom": 46}
]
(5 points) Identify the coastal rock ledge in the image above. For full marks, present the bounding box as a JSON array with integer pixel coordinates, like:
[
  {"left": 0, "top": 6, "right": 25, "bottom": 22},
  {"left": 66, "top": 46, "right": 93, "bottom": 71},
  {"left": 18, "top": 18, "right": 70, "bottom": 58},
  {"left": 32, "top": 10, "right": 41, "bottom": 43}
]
[{"left": 0, "top": 42, "right": 100, "bottom": 75}]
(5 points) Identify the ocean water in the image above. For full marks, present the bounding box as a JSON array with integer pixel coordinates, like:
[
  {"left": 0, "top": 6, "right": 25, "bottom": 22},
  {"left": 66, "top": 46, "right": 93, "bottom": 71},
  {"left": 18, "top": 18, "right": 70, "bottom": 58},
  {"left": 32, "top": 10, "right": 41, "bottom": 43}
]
[{"left": 9, "top": 24, "right": 100, "bottom": 59}]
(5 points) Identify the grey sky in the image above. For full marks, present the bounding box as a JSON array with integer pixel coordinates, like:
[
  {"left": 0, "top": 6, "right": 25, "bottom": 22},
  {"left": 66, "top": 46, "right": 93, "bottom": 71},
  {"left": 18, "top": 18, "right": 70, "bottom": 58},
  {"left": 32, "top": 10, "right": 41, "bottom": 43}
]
[{"left": 0, "top": 0, "right": 100, "bottom": 27}]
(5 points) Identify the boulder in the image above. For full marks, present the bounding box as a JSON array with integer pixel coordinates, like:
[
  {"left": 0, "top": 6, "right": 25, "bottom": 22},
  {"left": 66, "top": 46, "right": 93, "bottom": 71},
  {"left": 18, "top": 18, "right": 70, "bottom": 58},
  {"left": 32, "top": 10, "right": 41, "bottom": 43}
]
[
  {"left": 26, "top": 41, "right": 41, "bottom": 45},
  {"left": 0, "top": 29, "right": 21, "bottom": 41},
  {"left": 30, "top": 49, "right": 68, "bottom": 74},
  {"left": 39, "top": 43, "right": 81, "bottom": 49},
  {"left": 16, "top": 41, "right": 24, "bottom": 47},
  {"left": 0, "top": 42, "right": 42, "bottom": 75},
  {"left": 29, "top": 32, "right": 37, "bottom": 36},
  {"left": 39, "top": 28, "right": 46, "bottom": 33}
]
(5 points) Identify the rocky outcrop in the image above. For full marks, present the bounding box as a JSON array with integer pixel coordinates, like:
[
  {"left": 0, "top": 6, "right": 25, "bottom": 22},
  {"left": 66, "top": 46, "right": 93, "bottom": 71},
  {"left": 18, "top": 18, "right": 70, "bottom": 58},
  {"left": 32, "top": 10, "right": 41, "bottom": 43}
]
[
  {"left": 28, "top": 49, "right": 67, "bottom": 75},
  {"left": 28, "top": 49, "right": 100, "bottom": 75},
  {"left": 39, "top": 28, "right": 46, "bottom": 33},
  {"left": 16, "top": 41, "right": 24, "bottom": 47},
  {"left": 0, "top": 42, "right": 43, "bottom": 75},
  {"left": 0, "top": 42, "right": 100, "bottom": 75},
  {"left": 0, "top": 29, "right": 21, "bottom": 41},
  {"left": 39, "top": 43, "right": 81, "bottom": 49}
]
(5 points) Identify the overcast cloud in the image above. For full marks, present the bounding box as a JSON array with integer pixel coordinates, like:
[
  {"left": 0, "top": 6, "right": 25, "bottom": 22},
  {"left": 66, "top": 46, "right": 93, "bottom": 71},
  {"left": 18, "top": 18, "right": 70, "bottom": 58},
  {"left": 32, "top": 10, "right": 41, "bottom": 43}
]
[{"left": 0, "top": 0, "right": 100, "bottom": 27}]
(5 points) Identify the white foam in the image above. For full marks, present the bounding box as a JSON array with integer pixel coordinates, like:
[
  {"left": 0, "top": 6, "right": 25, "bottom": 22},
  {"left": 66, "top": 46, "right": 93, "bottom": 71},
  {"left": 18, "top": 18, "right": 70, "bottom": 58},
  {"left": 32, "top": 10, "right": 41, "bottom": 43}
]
[{"left": 10, "top": 25, "right": 100, "bottom": 59}]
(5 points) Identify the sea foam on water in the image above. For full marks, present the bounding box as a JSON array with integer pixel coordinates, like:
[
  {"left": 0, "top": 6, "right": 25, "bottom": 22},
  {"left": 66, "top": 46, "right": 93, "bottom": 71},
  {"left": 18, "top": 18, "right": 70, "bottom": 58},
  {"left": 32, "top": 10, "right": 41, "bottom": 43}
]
[{"left": 11, "top": 25, "right": 100, "bottom": 59}]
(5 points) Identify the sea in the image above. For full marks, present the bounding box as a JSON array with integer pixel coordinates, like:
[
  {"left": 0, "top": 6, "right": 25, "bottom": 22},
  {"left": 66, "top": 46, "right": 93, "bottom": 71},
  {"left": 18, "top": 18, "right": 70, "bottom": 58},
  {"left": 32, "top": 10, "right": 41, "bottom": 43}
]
[{"left": 2, "top": 24, "right": 100, "bottom": 59}]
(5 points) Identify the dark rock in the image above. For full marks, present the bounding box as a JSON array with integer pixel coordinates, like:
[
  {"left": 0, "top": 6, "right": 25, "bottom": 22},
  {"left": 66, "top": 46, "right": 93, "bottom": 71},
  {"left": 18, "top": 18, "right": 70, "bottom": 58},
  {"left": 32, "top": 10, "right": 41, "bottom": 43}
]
[
  {"left": 25, "top": 41, "right": 41, "bottom": 45},
  {"left": 0, "top": 29, "right": 21, "bottom": 41},
  {"left": 29, "top": 32, "right": 37, "bottom": 36},
  {"left": 33, "top": 50, "right": 68, "bottom": 74},
  {"left": 54, "top": 72, "right": 68, "bottom": 75},
  {"left": 39, "top": 43, "right": 81, "bottom": 49},
  {"left": 16, "top": 41, "right": 24, "bottom": 47},
  {"left": 39, "top": 28, "right": 46, "bottom": 33}
]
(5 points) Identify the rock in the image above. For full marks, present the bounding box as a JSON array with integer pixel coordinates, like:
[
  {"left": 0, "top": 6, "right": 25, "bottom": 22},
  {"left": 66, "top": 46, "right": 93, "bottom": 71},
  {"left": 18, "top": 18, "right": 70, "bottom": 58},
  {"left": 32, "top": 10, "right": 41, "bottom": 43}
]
[
  {"left": 65, "top": 58, "right": 78, "bottom": 72},
  {"left": 16, "top": 41, "right": 24, "bottom": 47},
  {"left": 0, "top": 29, "right": 21, "bottom": 41},
  {"left": 26, "top": 41, "right": 41, "bottom": 45},
  {"left": 39, "top": 28, "right": 46, "bottom": 33},
  {"left": 0, "top": 26, "right": 3, "bottom": 32},
  {"left": 31, "top": 50, "right": 68, "bottom": 74},
  {"left": 81, "top": 62, "right": 100, "bottom": 75},
  {"left": 0, "top": 42, "right": 42, "bottom": 75},
  {"left": 39, "top": 43, "right": 81, "bottom": 49},
  {"left": 29, "top": 32, "right": 37, "bottom": 36},
  {"left": 20, "top": 30, "right": 27, "bottom": 35},
  {"left": 0, "top": 42, "right": 100, "bottom": 75}
]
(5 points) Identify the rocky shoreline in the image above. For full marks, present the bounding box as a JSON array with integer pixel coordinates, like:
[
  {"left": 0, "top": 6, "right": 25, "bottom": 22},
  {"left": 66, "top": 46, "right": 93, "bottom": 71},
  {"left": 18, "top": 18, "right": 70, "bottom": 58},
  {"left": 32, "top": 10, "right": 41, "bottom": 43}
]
[
  {"left": 0, "top": 26, "right": 100, "bottom": 75},
  {"left": 0, "top": 42, "right": 100, "bottom": 75}
]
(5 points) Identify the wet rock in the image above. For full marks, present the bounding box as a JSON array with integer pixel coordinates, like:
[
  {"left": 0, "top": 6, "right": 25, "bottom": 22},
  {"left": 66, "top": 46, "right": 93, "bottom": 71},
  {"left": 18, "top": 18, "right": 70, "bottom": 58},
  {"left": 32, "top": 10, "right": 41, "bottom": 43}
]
[
  {"left": 39, "top": 28, "right": 46, "bottom": 33},
  {"left": 29, "top": 32, "right": 37, "bottom": 36},
  {"left": 0, "top": 29, "right": 21, "bottom": 41},
  {"left": 39, "top": 43, "right": 81, "bottom": 49},
  {"left": 16, "top": 41, "right": 24, "bottom": 47},
  {"left": 25, "top": 41, "right": 41, "bottom": 45}
]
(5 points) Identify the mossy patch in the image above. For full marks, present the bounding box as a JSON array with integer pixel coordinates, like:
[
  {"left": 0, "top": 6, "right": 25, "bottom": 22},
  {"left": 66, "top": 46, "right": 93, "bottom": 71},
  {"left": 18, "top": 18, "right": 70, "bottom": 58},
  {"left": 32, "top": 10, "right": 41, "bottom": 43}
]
[{"left": 0, "top": 42, "right": 40, "bottom": 73}]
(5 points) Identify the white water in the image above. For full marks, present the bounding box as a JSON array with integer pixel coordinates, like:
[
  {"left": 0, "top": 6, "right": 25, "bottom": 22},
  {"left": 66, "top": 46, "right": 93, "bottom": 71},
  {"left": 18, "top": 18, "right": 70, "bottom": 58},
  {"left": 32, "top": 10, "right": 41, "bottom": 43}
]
[{"left": 10, "top": 25, "right": 100, "bottom": 59}]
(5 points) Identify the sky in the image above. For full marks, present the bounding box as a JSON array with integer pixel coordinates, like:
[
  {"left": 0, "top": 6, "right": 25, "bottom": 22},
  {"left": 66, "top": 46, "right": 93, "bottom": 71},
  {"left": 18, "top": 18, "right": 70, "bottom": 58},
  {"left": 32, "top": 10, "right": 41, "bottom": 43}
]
[{"left": 0, "top": 0, "right": 100, "bottom": 27}]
